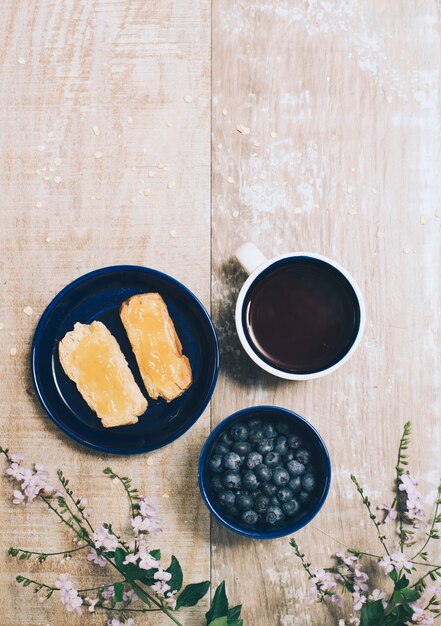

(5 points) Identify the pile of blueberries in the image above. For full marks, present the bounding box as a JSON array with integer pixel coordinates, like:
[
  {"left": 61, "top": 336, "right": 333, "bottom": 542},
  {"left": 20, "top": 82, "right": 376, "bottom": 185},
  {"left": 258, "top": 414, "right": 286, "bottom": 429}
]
[{"left": 207, "top": 415, "right": 318, "bottom": 528}]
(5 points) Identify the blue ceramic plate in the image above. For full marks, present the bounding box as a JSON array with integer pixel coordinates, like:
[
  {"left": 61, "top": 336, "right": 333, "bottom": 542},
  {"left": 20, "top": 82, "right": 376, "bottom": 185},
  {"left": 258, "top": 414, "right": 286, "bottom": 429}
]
[
  {"left": 198, "top": 406, "right": 331, "bottom": 539},
  {"left": 32, "top": 265, "right": 219, "bottom": 455}
]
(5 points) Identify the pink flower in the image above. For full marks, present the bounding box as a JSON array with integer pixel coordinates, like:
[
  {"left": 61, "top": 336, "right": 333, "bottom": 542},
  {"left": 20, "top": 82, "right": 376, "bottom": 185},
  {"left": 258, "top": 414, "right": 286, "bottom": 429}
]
[
  {"left": 6, "top": 463, "right": 24, "bottom": 481},
  {"left": 390, "top": 551, "right": 413, "bottom": 572},
  {"left": 369, "top": 589, "right": 386, "bottom": 607},
  {"left": 377, "top": 504, "right": 398, "bottom": 523},
  {"left": 86, "top": 548, "right": 107, "bottom": 568},
  {"left": 379, "top": 555, "right": 394, "bottom": 574},
  {"left": 352, "top": 591, "right": 366, "bottom": 611},
  {"left": 10, "top": 454, "right": 23, "bottom": 463},
  {"left": 85, "top": 597, "right": 99, "bottom": 613},
  {"left": 102, "top": 586, "right": 114, "bottom": 601},
  {"left": 151, "top": 580, "right": 171, "bottom": 596},
  {"left": 153, "top": 568, "right": 172, "bottom": 582},
  {"left": 107, "top": 619, "right": 134, "bottom": 626},
  {"left": 93, "top": 526, "right": 118, "bottom": 551},
  {"left": 12, "top": 489, "right": 25, "bottom": 505},
  {"left": 55, "top": 574, "right": 83, "bottom": 615},
  {"left": 138, "top": 550, "right": 159, "bottom": 571},
  {"left": 164, "top": 590, "right": 178, "bottom": 609},
  {"left": 399, "top": 471, "right": 425, "bottom": 526},
  {"left": 123, "top": 552, "right": 139, "bottom": 565},
  {"left": 139, "top": 496, "right": 157, "bottom": 518}
]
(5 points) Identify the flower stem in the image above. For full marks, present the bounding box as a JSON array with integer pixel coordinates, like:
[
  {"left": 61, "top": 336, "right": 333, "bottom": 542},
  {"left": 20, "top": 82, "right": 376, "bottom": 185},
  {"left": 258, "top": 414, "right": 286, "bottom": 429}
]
[
  {"left": 57, "top": 469, "right": 95, "bottom": 534},
  {"left": 395, "top": 421, "right": 411, "bottom": 550},
  {"left": 40, "top": 496, "right": 93, "bottom": 546},
  {"left": 351, "top": 475, "right": 390, "bottom": 556},
  {"left": 77, "top": 581, "right": 126, "bottom": 593},
  {"left": 131, "top": 581, "right": 183, "bottom": 626},
  {"left": 411, "top": 484, "right": 441, "bottom": 561},
  {"left": 8, "top": 544, "right": 88, "bottom": 559}
]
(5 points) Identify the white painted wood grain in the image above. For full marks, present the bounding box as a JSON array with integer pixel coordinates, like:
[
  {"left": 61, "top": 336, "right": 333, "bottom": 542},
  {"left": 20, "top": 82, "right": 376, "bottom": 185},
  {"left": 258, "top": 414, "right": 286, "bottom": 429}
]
[
  {"left": 0, "top": 1, "right": 210, "bottom": 625},
  {"left": 212, "top": 1, "right": 441, "bottom": 624}
]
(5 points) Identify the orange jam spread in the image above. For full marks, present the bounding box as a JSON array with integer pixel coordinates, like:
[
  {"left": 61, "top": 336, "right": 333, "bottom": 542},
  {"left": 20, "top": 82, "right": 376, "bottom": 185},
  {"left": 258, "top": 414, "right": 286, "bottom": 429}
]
[
  {"left": 126, "top": 298, "right": 181, "bottom": 390},
  {"left": 71, "top": 328, "right": 131, "bottom": 419}
]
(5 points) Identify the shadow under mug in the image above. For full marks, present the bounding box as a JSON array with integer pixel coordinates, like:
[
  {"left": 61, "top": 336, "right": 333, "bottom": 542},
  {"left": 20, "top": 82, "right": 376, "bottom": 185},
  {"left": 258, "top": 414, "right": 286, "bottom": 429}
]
[{"left": 234, "top": 242, "right": 366, "bottom": 380}]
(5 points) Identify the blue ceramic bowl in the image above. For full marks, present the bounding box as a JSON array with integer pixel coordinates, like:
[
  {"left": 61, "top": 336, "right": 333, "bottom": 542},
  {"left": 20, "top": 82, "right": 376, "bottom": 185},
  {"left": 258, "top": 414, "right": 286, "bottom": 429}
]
[
  {"left": 198, "top": 406, "right": 331, "bottom": 539},
  {"left": 32, "top": 265, "right": 219, "bottom": 455}
]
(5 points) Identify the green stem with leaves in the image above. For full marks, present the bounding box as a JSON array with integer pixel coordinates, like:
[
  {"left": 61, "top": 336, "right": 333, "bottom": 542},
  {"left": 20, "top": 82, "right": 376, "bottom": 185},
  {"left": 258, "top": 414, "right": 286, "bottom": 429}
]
[
  {"left": 351, "top": 474, "right": 390, "bottom": 556},
  {"left": 395, "top": 421, "right": 411, "bottom": 550}
]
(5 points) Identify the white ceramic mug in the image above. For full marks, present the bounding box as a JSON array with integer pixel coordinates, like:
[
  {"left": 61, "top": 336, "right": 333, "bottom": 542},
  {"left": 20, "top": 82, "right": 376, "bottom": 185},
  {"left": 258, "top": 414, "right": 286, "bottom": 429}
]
[{"left": 234, "top": 242, "right": 366, "bottom": 380}]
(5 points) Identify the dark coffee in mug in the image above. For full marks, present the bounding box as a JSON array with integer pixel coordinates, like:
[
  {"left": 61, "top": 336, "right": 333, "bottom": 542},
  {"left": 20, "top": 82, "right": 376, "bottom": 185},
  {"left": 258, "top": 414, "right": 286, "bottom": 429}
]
[{"left": 242, "top": 257, "right": 361, "bottom": 374}]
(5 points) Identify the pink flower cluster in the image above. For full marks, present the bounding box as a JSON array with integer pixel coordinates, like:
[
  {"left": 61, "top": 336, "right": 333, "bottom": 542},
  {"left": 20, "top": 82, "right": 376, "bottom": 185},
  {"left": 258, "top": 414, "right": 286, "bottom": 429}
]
[
  {"left": 93, "top": 526, "right": 119, "bottom": 552},
  {"left": 379, "top": 551, "right": 413, "bottom": 574},
  {"left": 131, "top": 496, "right": 162, "bottom": 535},
  {"left": 409, "top": 584, "right": 441, "bottom": 625},
  {"left": 399, "top": 471, "right": 425, "bottom": 527},
  {"left": 55, "top": 574, "right": 83, "bottom": 616},
  {"left": 5, "top": 455, "right": 54, "bottom": 503}
]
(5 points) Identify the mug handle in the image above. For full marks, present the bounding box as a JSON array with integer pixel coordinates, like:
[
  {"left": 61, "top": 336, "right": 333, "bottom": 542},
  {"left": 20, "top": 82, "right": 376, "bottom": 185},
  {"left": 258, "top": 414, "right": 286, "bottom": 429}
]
[{"left": 235, "top": 242, "right": 268, "bottom": 275}]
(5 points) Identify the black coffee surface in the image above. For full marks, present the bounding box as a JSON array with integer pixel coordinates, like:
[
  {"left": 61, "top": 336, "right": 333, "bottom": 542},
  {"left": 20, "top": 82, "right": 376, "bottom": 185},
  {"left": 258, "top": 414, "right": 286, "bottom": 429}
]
[{"left": 243, "top": 258, "right": 360, "bottom": 374}]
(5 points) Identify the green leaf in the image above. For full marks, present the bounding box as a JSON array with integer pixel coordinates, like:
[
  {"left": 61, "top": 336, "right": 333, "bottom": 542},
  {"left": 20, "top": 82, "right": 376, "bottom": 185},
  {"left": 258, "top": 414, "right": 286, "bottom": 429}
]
[
  {"left": 360, "top": 600, "right": 384, "bottom": 626},
  {"left": 228, "top": 605, "right": 242, "bottom": 619},
  {"left": 176, "top": 581, "right": 210, "bottom": 609},
  {"left": 113, "top": 582, "right": 124, "bottom": 603},
  {"left": 207, "top": 618, "right": 228, "bottom": 626},
  {"left": 400, "top": 587, "right": 420, "bottom": 602},
  {"left": 150, "top": 549, "right": 161, "bottom": 561},
  {"left": 396, "top": 575, "right": 409, "bottom": 590},
  {"left": 114, "top": 548, "right": 127, "bottom": 569},
  {"left": 206, "top": 581, "right": 228, "bottom": 623},
  {"left": 227, "top": 620, "right": 243, "bottom": 626},
  {"left": 166, "top": 555, "right": 183, "bottom": 592},
  {"left": 389, "top": 569, "right": 399, "bottom": 583}
]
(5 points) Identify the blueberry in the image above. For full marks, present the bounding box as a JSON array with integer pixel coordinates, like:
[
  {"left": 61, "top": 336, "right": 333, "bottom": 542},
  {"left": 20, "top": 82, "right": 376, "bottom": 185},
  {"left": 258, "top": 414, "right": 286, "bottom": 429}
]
[
  {"left": 265, "top": 505, "right": 285, "bottom": 525},
  {"left": 249, "top": 429, "right": 265, "bottom": 444},
  {"left": 288, "top": 476, "right": 302, "bottom": 494},
  {"left": 275, "top": 419, "right": 290, "bottom": 435},
  {"left": 246, "top": 451, "right": 263, "bottom": 470},
  {"left": 236, "top": 493, "right": 254, "bottom": 511},
  {"left": 222, "top": 471, "right": 241, "bottom": 490},
  {"left": 264, "top": 451, "right": 280, "bottom": 468},
  {"left": 242, "top": 470, "right": 260, "bottom": 491},
  {"left": 210, "top": 475, "right": 223, "bottom": 491},
  {"left": 214, "top": 442, "right": 229, "bottom": 455},
  {"left": 299, "top": 490, "right": 311, "bottom": 503},
  {"left": 283, "top": 450, "right": 296, "bottom": 462},
  {"left": 208, "top": 454, "right": 223, "bottom": 473},
  {"left": 257, "top": 438, "right": 274, "bottom": 455},
  {"left": 277, "top": 487, "right": 293, "bottom": 503},
  {"left": 218, "top": 490, "right": 235, "bottom": 508},
  {"left": 254, "top": 464, "right": 272, "bottom": 483},
  {"left": 262, "top": 482, "right": 277, "bottom": 497},
  {"left": 302, "top": 472, "right": 316, "bottom": 492},
  {"left": 242, "top": 509, "right": 259, "bottom": 525},
  {"left": 220, "top": 432, "right": 233, "bottom": 446},
  {"left": 272, "top": 467, "right": 290, "bottom": 486},
  {"left": 254, "top": 494, "right": 270, "bottom": 514},
  {"left": 228, "top": 506, "right": 240, "bottom": 518},
  {"left": 230, "top": 423, "right": 249, "bottom": 441},
  {"left": 296, "top": 449, "right": 312, "bottom": 464},
  {"left": 231, "top": 441, "right": 251, "bottom": 456},
  {"left": 262, "top": 422, "right": 277, "bottom": 438},
  {"left": 274, "top": 436, "right": 288, "bottom": 456},
  {"left": 270, "top": 496, "right": 280, "bottom": 506},
  {"left": 287, "top": 434, "right": 303, "bottom": 449},
  {"left": 282, "top": 499, "right": 300, "bottom": 517},
  {"left": 223, "top": 452, "right": 242, "bottom": 470},
  {"left": 286, "top": 460, "right": 305, "bottom": 477},
  {"left": 248, "top": 417, "right": 262, "bottom": 429}
]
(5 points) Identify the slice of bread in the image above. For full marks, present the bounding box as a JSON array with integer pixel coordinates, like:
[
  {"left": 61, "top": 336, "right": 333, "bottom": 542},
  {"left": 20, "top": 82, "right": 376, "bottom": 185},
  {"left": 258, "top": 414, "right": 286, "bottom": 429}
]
[
  {"left": 120, "top": 293, "right": 192, "bottom": 402},
  {"left": 59, "top": 321, "right": 148, "bottom": 428}
]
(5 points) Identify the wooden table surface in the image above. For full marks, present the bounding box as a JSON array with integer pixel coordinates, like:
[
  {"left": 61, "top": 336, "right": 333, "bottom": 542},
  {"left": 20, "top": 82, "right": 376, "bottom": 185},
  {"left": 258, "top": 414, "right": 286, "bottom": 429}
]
[{"left": 1, "top": 1, "right": 440, "bottom": 625}]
